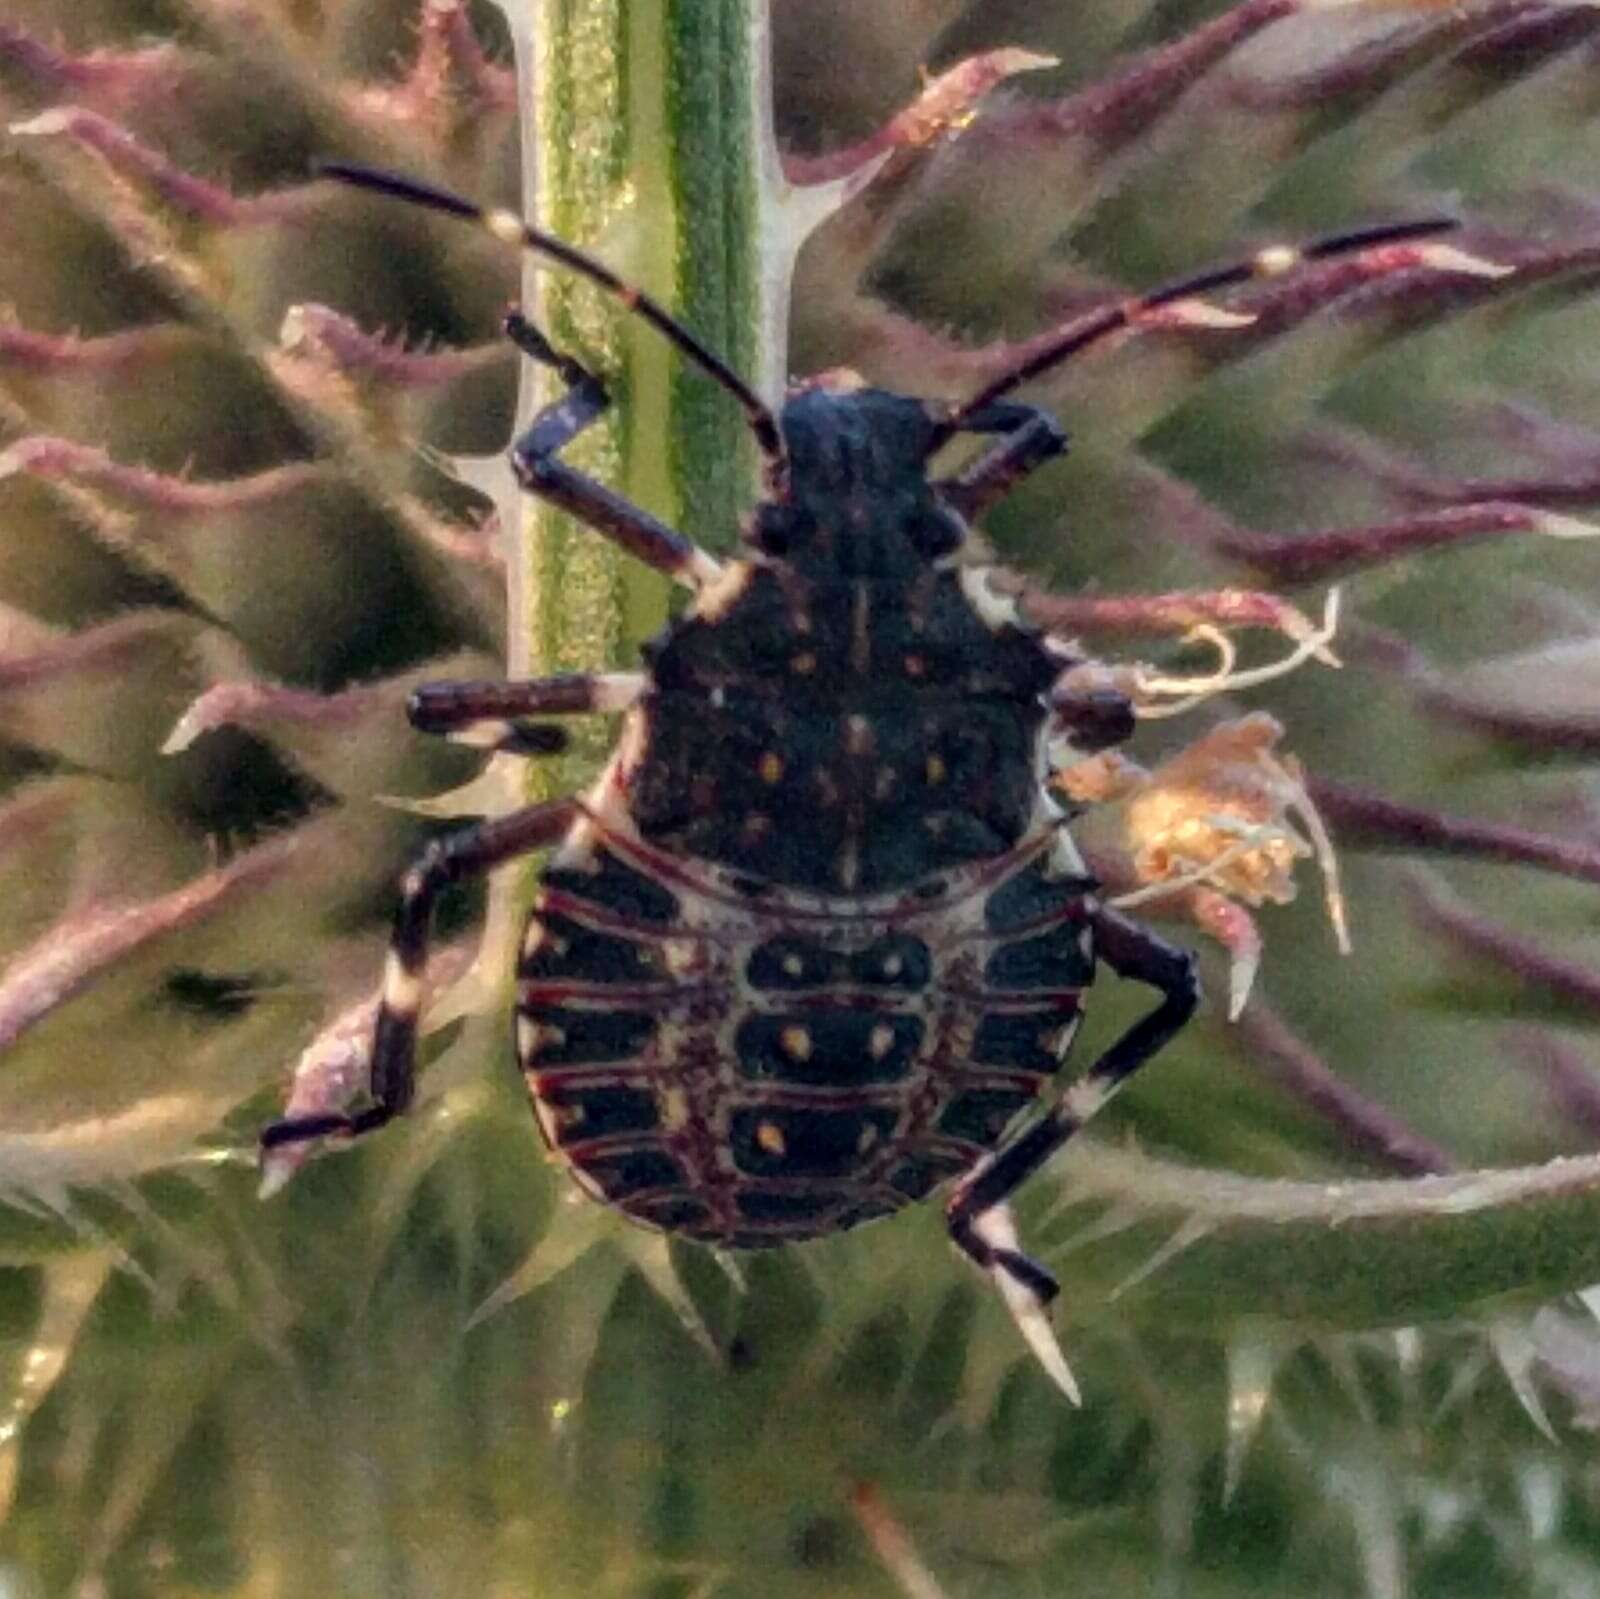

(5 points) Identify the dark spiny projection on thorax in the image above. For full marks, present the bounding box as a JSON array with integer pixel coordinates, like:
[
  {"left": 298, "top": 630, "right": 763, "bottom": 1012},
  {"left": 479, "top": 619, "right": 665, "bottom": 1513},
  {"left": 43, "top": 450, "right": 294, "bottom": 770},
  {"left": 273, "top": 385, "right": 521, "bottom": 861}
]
[{"left": 516, "top": 507, "right": 1096, "bottom": 1249}]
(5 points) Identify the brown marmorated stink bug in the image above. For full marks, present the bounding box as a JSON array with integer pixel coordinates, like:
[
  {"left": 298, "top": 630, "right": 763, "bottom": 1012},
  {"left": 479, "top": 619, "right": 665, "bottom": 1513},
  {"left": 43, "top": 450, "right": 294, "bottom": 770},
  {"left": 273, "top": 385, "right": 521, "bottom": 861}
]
[{"left": 263, "top": 163, "right": 1459, "bottom": 1380}]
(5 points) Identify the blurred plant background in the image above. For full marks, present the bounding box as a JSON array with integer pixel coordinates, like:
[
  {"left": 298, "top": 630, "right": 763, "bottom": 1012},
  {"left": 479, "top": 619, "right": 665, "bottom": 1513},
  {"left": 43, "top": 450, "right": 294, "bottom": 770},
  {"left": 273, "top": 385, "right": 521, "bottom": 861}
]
[{"left": 4, "top": 0, "right": 1600, "bottom": 1594}]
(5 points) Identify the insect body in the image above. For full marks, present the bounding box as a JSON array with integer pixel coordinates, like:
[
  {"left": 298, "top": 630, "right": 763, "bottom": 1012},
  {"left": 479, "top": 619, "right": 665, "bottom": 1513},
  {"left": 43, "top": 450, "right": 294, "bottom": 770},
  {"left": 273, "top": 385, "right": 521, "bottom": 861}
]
[
  {"left": 503, "top": 385, "right": 1135, "bottom": 1268},
  {"left": 263, "top": 164, "right": 1453, "bottom": 1312}
]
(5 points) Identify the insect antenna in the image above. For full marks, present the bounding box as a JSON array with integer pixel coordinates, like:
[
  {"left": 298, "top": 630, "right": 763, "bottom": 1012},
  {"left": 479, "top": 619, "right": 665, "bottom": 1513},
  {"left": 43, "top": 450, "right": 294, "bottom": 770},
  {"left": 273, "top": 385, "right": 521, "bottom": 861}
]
[
  {"left": 933, "top": 216, "right": 1461, "bottom": 451},
  {"left": 315, "top": 161, "right": 786, "bottom": 470}
]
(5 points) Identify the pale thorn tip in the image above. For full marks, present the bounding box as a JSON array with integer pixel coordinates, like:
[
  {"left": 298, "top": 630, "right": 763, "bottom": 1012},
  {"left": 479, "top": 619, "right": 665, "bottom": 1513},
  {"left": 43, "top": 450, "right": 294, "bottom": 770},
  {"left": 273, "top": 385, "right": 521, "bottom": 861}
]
[
  {"left": 277, "top": 305, "right": 310, "bottom": 350},
  {"left": 969, "top": 1204, "right": 1082, "bottom": 1405},
  {"left": 1533, "top": 509, "right": 1600, "bottom": 540},
  {"left": 161, "top": 710, "right": 203, "bottom": 755},
  {"left": 1415, "top": 242, "right": 1516, "bottom": 280},
  {"left": 990, "top": 48, "right": 1061, "bottom": 74},
  {"left": 1228, "top": 953, "right": 1254, "bottom": 1017},
  {"left": 1109, "top": 1215, "right": 1214, "bottom": 1301},
  {"left": 258, "top": 1157, "right": 294, "bottom": 1201},
  {"left": 1158, "top": 298, "right": 1257, "bottom": 331},
  {"left": 8, "top": 110, "right": 74, "bottom": 138},
  {"left": 1228, "top": 946, "right": 1262, "bottom": 1020}
]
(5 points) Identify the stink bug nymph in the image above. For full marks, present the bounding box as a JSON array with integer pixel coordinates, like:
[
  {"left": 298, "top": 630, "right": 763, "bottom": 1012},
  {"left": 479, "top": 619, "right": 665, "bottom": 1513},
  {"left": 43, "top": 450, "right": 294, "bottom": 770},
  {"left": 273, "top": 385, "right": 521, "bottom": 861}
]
[{"left": 264, "top": 163, "right": 1455, "bottom": 1325}]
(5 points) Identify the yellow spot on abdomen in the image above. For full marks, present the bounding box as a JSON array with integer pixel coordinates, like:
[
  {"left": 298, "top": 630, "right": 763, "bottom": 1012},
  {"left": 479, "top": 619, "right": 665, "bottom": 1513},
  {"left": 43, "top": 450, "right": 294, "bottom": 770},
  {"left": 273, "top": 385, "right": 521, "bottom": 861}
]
[{"left": 660, "top": 1086, "right": 691, "bottom": 1131}]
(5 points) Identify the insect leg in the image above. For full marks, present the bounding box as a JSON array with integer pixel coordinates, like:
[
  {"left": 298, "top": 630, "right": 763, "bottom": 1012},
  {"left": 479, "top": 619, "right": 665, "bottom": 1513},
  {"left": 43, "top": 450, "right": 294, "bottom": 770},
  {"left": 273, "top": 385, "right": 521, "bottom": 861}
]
[
  {"left": 505, "top": 312, "right": 724, "bottom": 590},
  {"left": 407, "top": 671, "right": 646, "bottom": 755},
  {"left": 1047, "top": 679, "right": 1137, "bottom": 754},
  {"left": 935, "top": 401, "right": 1068, "bottom": 522},
  {"left": 946, "top": 906, "right": 1199, "bottom": 1304},
  {"left": 260, "top": 798, "right": 579, "bottom": 1151}
]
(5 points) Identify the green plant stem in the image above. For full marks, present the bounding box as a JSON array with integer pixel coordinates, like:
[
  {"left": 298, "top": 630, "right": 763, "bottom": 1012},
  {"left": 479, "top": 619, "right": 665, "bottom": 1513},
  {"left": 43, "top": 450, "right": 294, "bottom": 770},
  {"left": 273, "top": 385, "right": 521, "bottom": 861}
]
[{"left": 515, "top": 0, "right": 766, "bottom": 725}]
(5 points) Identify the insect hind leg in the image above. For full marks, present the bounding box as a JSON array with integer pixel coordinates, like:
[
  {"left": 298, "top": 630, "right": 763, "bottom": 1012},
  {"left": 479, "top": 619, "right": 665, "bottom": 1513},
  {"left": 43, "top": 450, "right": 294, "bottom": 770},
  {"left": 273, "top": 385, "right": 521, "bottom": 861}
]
[
  {"left": 946, "top": 906, "right": 1199, "bottom": 1305},
  {"left": 261, "top": 798, "right": 579, "bottom": 1152}
]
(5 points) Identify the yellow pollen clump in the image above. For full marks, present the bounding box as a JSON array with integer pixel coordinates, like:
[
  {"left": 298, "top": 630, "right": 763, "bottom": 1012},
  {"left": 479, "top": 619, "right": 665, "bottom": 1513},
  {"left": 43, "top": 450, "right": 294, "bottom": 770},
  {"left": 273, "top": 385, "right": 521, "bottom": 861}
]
[
  {"left": 925, "top": 754, "right": 947, "bottom": 785},
  {"left": 791, "top": 652, "right": 817, "bottom": 675},
  {"left": 759, "top": 752, "right": 784, "bottom": 785},
  {"left": 868, "top": 1024, "right": 895, "bottom": 1060},
  {"left": 756, "top": 1121, "right": 787, "bottom": 1155}
]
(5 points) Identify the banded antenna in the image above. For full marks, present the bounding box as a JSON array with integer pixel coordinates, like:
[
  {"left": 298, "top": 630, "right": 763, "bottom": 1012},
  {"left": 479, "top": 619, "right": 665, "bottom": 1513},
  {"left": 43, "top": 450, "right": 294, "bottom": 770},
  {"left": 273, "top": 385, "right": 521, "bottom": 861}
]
[
  {"left": 314, "top": 161, "right": 785, "bottom": 470},
  {"left": 931, "top": 216, "right": 1462, "bottom": 452}
]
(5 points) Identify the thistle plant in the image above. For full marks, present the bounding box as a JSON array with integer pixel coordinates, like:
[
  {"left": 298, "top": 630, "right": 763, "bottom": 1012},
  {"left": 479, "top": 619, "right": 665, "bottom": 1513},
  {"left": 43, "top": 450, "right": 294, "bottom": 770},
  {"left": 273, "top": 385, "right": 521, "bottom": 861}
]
[{"left": 3, "top": 2, "right": 1600, "bottom": 1595}]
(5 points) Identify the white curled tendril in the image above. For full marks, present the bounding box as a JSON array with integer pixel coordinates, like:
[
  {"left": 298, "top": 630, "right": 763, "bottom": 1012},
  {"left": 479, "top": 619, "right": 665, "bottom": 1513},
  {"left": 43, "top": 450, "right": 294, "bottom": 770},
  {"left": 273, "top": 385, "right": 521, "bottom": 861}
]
[{"left": 1133, "top": 587, "right": 1342, "bottom": 719}]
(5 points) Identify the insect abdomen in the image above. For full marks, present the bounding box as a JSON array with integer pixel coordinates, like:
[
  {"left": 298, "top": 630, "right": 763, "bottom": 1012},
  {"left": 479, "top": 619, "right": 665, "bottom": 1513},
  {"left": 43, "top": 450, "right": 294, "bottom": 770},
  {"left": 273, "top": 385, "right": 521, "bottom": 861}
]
[{"left": 516, "top": 826, "right": 1094, "bottom": 1249}]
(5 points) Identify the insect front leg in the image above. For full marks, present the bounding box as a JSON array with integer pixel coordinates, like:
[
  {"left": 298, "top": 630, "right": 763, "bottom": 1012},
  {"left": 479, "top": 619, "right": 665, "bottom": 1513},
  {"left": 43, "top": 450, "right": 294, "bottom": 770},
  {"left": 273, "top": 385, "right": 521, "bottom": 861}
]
[
  {"left": 261, "top": 797, "right": 579, "bottom": 1151},
  {"left": 1047, "top": 678, "right": 1138, "bottom": 754},
  {"left": 406, "top": 671, "right": 647, "bottom": 756},
  {"left": 935, "top": 400, "right": 1068, "bottom": 522},
  {"left": 946, "top": 906, "right": 1199, "bottom": 1306},
  {"left": 505, "top": 311, "right": 724, "bottom": 591}
]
